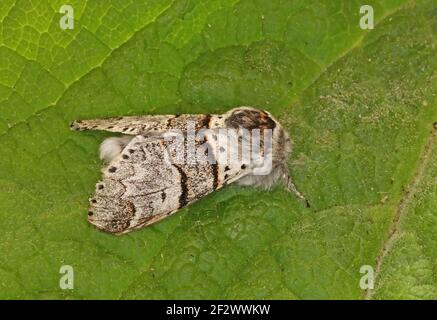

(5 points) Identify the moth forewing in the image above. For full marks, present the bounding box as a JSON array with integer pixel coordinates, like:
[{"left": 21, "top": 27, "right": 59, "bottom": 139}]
[
  {"left": 88, "top": 135, "right": 183, "bottom": 234},
  {"left": 87, "top": 131, "right": 250, "bottom": 235},
  {"left": 70, "top": 114, "right": 214, "bottom": 135}
]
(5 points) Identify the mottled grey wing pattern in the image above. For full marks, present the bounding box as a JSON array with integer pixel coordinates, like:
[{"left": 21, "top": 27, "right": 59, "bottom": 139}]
[
  {"left": 88, "top": 133, "right": 246, "bottom": 235},
  {"left": 70, "top": 114, "right": 214, "bottom": 135},
  {"left": 88, "top": 135, "right": 182, "bottom": 234}
]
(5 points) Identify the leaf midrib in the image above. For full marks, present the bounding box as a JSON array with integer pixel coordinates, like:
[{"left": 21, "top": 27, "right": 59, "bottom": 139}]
[{"left": 365, "top": 129, "right": 437, "bottom": 299}]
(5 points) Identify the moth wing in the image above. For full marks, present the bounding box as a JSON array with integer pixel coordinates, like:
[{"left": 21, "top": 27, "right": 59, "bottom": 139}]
[
  {"left": 88, "top": 135, "right": 183, "bottom": 234},
  {"left": 88, "top": 131, "right": 250, "bottom": 235},
  {"left": 70, "top": 114, "right": 216, "bottom": 135}
]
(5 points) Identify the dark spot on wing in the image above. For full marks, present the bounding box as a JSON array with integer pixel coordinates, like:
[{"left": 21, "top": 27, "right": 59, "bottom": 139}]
[
  {"left": 199, "top": 114, "right": 211, "bottom": 129},
  {"left": 173, "top": 164, "right": 188, "bottom": 208},
  {"left": 212, "top": 163, "right": 219, "bottom": 190},
  {"left": 126, "top": 201, "right": 136, "bottom": 216},
  {"left": 108, "top": 166, "right": 117, "bottom": 173}
]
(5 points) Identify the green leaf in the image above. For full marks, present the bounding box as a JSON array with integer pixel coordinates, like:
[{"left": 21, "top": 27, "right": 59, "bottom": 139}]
[{"left": 0, "top": 0, "right": 435, "bottom": 299}]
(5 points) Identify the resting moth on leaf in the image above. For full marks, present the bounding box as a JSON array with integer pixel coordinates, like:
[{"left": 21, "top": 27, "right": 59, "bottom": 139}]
[{"left": 71, "top": 107, "right": 308, "bottom": 235}]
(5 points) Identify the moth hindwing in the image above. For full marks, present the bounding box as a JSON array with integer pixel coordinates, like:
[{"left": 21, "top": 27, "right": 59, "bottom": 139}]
[{"left": 72, "top": 106, "right": 305, "bottom": 235}]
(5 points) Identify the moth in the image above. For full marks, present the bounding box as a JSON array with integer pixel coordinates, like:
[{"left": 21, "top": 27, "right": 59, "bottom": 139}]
[{"left": 71, "top": 107, "right": 308, "bottom": 235}]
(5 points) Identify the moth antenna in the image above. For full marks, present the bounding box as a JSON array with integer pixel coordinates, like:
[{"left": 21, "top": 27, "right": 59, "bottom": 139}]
[{"left": 285, "top": 175, "right": 310, "bottom": 208}]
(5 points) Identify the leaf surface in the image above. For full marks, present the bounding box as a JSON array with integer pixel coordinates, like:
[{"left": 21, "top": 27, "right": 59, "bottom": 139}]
[{"left": 0, "top": 0, "right": 435, "bottom": 299}]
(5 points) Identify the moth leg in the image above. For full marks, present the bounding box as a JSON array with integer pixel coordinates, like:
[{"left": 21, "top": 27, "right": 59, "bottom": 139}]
[
  {"left": 285, "top": 175, "right": 311, "bottom": 208},
  {"left": 100, "top": 135, "right": 134, "bottom": 163}
]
